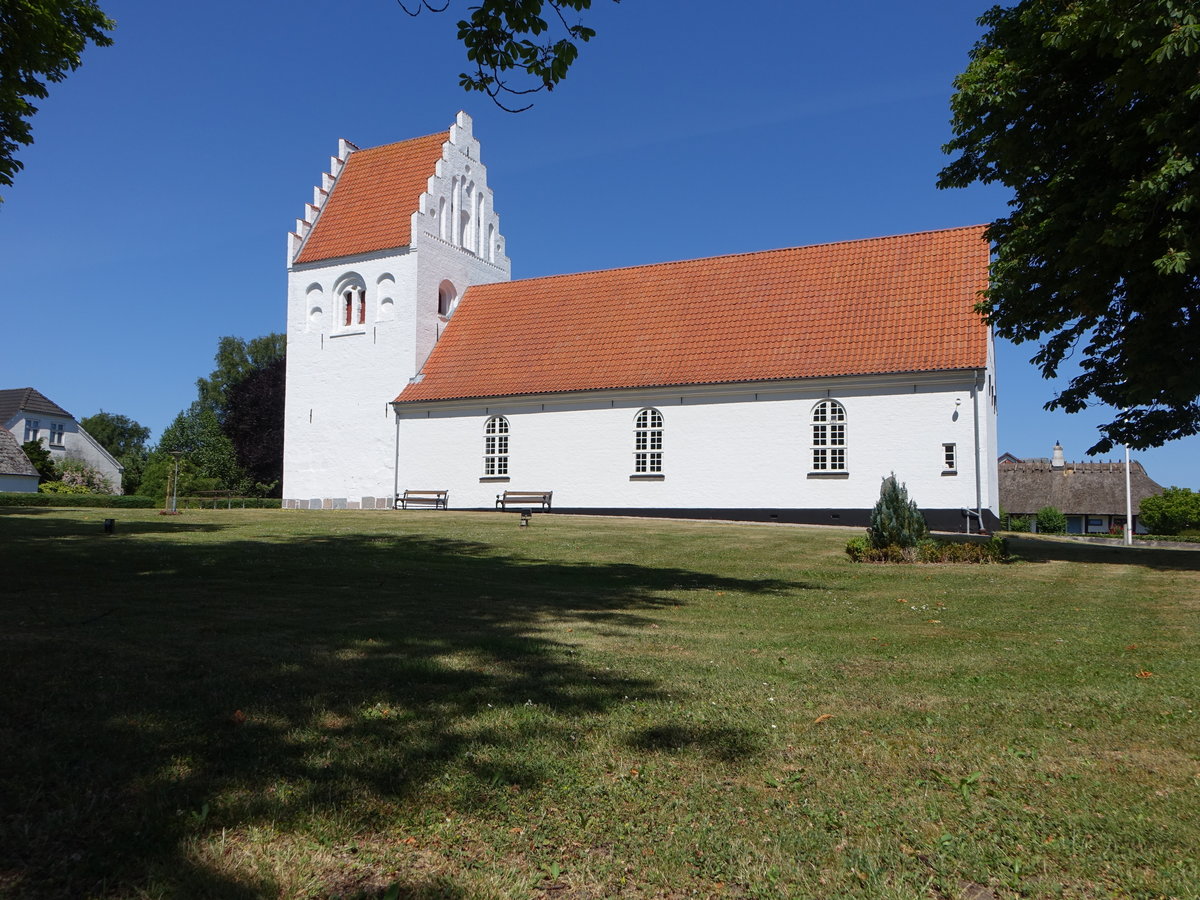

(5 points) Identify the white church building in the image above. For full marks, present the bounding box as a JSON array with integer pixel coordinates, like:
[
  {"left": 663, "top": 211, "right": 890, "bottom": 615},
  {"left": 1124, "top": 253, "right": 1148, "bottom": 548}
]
[{"left": 283, "top": 112, "right": 999, "bottom": 530}]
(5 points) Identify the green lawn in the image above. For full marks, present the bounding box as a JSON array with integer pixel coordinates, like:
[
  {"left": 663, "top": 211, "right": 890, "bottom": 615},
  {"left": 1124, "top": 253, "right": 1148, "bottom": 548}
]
[{"left": 1, "top": 509, "right": 1196, "bottom": 899}]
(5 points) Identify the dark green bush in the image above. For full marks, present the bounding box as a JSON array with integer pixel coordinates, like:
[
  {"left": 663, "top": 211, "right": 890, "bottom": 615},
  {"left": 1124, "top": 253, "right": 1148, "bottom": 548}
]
[
  {"left": 867, "top": 474, "right": 928, "bottom": 549},
  {"left": 1036, "top": 506, "right": 1068, "bottom": 534},
  {"left": 916, "top": 536, "right": 1007, "bottom": 563},
  {"left": 847, "top": 535, "right": 1007, "bottom": 564},
  {"left": 0, "top": 493, "right": 156, "bottom": 508},
  {"left": 1005, "top": 515, "right": 1031, "bottom": 532},
  {"left": 1138, "top": 487, "right": 1200, "bottom": 535}
]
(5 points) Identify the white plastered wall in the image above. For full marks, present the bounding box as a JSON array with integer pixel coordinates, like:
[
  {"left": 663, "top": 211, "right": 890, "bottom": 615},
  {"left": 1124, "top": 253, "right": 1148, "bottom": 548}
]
[
  {"left": 282, "top": 112, "right": 511, "bottom": 507},
  {"left": 392, "top": 369, "right": 1000, "bottom": 516}
]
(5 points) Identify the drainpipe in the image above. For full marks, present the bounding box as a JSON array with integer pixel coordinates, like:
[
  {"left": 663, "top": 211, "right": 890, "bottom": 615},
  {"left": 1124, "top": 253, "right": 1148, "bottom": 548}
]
[
  {"left": 392, "top": 404, "right": 401, "bottom": 509},
  {"left": 972, "top": 370, "right": 984, "bottom": 532}
]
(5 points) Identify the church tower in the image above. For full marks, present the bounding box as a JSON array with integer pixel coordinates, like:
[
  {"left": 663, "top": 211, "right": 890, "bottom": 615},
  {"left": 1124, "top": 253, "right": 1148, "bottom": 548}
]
[{"left": 282, "top": 112, "right": 511, "bottom": 508}]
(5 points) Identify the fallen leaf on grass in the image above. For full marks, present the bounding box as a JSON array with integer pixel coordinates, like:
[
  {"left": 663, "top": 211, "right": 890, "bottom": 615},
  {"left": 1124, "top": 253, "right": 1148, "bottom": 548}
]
[
  {"left": 813, "top": 714, "right": 835, "bottom": 724},
  {"left": 1135, "top": 670, "right": 1155, "bottom": 678}
]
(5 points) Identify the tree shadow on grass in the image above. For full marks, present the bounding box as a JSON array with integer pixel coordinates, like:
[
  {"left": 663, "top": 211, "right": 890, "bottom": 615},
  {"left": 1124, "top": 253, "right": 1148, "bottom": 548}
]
[
  {"left": 626, "top": 724, "right": 763, "bottom": 763},
  {"left": 0, "top": 515, "right": 808, "bottom": 898},
  {"left": 1005, "top": 535, "right": 1200, "bottom": 571}
]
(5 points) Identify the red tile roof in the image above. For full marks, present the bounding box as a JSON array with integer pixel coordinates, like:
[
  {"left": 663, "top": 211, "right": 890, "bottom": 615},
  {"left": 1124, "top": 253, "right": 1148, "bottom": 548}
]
[
  {"left": 294, "top": 131, "right": 447, "bottom": 265},
  {"left": 396, "top": 226, "right": 990, "bottom": 403}
]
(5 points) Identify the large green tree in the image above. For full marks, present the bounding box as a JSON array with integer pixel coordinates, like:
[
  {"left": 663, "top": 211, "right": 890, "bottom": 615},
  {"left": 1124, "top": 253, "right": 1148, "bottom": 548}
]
[
  {"left": 397, "top": 0, "right": 615, "bottom": 111},
  {"left": 156, "top": 334, "right": 286, "bottom": 497},
  {"left": 939, "top": 1, "right": 1200, "bottom": 453},
  {"left": 223, "top": 355, "right": 285, "bottom": 495},
  {"left": 80, "top": 409, "right": 151, "bottom": 493},
  {"left": 0, "top": 0, "right": 113, "bottom": 198},
  {"left": 196, "top": 333, "right": 286, "bottom": 419}
]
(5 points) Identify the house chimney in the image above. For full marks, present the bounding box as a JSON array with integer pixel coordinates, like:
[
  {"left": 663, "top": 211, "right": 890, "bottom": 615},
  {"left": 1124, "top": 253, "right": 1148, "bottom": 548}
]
[{"left": 1051, "top": 441, "right": 1065, "bottom": 469}]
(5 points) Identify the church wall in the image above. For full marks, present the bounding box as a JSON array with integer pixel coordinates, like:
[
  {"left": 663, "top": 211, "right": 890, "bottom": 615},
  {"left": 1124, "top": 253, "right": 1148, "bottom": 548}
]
[
  {"left": 389, "top": 372, "right": 996, "bottom": 518},
  {"left": 282, "top": 251, "right": 421, "bottom": 505}
]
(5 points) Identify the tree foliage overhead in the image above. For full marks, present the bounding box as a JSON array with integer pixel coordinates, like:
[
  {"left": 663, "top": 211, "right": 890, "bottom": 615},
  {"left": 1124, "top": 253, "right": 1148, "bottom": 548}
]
[
  {"left": 396, "top": 0, "right": 615, "bottom": 111},
  {"left": 939, "top": 0, "right": 1200, "bottom": 453},
  {"left": 0, "top": 0, "right": 114, "bottom": 198}
]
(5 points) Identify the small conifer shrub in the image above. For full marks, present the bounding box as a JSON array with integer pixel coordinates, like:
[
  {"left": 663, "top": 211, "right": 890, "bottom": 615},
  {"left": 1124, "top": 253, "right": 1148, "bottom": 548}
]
[{"left": 867, "top": 473, "right": 928, "bottom": 549}]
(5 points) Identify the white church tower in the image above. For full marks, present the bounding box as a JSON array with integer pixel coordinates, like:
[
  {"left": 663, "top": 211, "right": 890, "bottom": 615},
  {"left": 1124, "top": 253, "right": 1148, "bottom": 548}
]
[{"left": 282, "top": 112, "right": 511, "bottom": 508}]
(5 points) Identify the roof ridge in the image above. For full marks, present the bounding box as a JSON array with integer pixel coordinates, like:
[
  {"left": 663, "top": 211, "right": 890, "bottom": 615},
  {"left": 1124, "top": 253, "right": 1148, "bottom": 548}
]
[
  {"left": 353, "top": 130, "right": 448, "bottom": 154},
  {"left": 488, "top": 224, "right": 988, "bottom": 289}
]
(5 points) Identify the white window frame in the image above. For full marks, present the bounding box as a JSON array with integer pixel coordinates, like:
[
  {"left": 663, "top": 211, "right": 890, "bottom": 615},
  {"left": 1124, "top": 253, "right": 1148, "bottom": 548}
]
[
  {"left": 633, "top": 408, "right": 663, "bottom": 474},
  {"left": 484, "top": 415, "right": 509, "bottom": 476},
  {"left": 23, "top": 419, "right": 39, "bottom": 443},
  {"left": 810, "top": 401, "right": 847, "bottom": 472},
  {"left": 49, "top": 423, "right": 66, "bottom": 447},
  {"left": 943, "top": 442, "right": 957, "bottom": 474}
]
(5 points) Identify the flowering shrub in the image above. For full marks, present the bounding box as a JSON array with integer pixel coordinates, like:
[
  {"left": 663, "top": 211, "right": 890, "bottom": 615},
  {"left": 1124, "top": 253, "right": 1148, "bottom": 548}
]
[{"left": 56, "top": 459, "right": 115, "bottom": 494}]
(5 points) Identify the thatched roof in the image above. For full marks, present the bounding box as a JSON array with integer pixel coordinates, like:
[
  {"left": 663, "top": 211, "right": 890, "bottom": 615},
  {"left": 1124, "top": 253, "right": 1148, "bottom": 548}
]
[
  {"left": 0, "top": 427, "right": 38, "bottom": 477},
  {"left": 998, "top": 458, "right": 1165, "bottom": 516}
]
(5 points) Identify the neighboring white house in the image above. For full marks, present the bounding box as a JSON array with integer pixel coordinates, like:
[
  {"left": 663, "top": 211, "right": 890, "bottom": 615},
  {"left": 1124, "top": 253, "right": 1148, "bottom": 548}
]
[
  {"left": 0, "top": 426, "right": 39, "bottom": 492},
  {"left": 283, "top": 112, "right": 1000, "bottom": 530},
  {"left": 0, "top": 388, "right": 124, "bottom": 492}
]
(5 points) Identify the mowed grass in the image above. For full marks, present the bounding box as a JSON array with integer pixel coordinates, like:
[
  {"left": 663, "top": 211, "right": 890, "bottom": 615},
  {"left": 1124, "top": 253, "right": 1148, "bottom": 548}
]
[{"left": 0, "top": 510, "right": 1197, "bottom": 900}]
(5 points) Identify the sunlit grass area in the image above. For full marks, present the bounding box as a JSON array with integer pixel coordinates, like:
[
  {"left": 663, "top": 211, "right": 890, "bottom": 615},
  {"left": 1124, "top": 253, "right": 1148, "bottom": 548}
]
[{"left": 1, "top": 509, "right": 1197, "bottom": 899}]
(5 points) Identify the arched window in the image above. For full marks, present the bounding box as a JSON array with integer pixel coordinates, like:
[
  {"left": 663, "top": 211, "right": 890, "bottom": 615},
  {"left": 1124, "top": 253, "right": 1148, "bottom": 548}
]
[
  {"left": 438, "top": 280, "right": 458, "bottom": 317},
  {"left": 484, "top": 416, "right": 509, "bottom": 475},
  {"left": 634, "top": 408, "right": 663, "bottom": 473},
  {"left": 811, "top": 400, "right": 847, "bottom": 471},
  {"left": 340, "top": 287, "right": 365, "bottom": 326}
]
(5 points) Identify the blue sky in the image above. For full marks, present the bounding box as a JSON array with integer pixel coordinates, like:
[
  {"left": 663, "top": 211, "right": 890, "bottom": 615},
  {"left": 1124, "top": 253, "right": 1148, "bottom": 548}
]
[{"left": 2, "top": 0, "right": 1196, "bottom": 489}]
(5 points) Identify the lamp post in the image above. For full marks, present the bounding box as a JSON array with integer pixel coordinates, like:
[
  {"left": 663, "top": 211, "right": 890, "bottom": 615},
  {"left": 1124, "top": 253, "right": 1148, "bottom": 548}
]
[
  {"left": 1124, "top": 443, "right": 1133, "bottom": 546},
  {"left": 169, "top": 451, "right": 184, "bottom": 513}
]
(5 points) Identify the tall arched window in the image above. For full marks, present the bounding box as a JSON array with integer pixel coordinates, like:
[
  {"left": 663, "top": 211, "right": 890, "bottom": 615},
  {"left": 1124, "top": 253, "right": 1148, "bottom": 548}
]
[
  {"left": 811, "top": 400, "right": 847, "bottom": 471},
  {"left": 438, "top": 280, "right": 458, "bottom": 317},
  {"left": 484, "top": 416, "right": 509, "bottom": 475},
  {"left": 634, "top": 408, "right": 663, "bottom": 473}
]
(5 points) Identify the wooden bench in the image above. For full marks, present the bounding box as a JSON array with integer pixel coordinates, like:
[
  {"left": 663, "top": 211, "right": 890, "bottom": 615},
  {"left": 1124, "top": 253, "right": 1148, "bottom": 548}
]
[
  {"left": 396, "top": 489, "right": 449, "bottom": 509},
  {"left": 496, "top": 490, "right": 553, "bottom": 510}
]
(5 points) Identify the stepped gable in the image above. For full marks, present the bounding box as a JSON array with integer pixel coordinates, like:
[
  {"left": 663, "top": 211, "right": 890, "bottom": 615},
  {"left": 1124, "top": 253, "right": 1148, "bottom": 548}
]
[
  {"left": 0, "top": 387, "right": 72, "bottom": 423},
  {"left": 396, "top": 225, "right": 990, "bottom": 403},
  {"left": 292, "top": 131, "right": 448, "bottom": 265}
]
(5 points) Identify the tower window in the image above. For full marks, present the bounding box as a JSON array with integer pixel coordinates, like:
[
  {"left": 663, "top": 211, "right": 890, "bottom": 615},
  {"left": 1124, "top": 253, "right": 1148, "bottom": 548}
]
[{"left": 438, "top": 280, "right": 458, "bottom": 317}]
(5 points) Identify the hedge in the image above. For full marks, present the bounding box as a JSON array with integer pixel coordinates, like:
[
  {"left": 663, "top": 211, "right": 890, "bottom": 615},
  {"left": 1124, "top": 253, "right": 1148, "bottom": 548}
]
[{"left": 0, "top": 493, "right": 157, "bottom": 508}]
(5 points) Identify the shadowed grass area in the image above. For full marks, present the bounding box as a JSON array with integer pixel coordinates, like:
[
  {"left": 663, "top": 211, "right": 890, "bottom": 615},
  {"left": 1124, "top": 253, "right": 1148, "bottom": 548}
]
[{"left": 0, "top": 509, "right": 1197, "bottom": 899}]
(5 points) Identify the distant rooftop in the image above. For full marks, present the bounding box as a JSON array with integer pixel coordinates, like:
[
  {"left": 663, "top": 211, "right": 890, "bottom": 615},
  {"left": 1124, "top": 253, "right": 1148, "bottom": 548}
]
[{"left": 0, "top": 387, "right": 73, "bottom": 424}]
